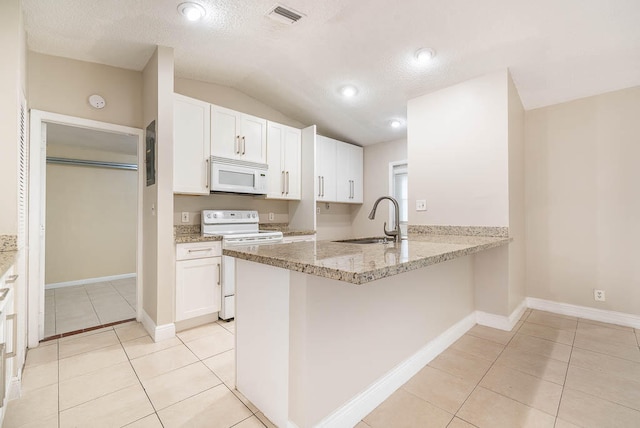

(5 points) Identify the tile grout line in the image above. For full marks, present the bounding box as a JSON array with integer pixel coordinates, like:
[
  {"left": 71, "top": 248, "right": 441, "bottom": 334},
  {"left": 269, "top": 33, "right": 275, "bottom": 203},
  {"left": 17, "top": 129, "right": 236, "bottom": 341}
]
[
  {"left": 115, "top": 325, "right": 166, "bottom": 428},
  {"left": 552, "top": 312, "right": 578, "bottom": 427},
  {"left": 449, "top": 310, "right": 540, "bottom": 425}
]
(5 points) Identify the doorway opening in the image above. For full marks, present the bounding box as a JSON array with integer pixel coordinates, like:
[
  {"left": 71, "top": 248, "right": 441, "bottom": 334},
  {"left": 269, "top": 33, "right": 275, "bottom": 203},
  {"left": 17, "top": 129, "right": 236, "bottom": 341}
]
[
  {"left": 28, "top": 111, "right": 144, "bottom": 346},
  {"left": 389, "top": 161, "right": 408, "bottom": 236}
]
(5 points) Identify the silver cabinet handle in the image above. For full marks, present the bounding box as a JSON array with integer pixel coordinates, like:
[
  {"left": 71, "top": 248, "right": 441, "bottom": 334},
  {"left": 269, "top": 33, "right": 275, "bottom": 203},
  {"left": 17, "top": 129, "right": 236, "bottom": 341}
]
[
  {"left": 281, "top": 171, "right": 285, "bottom": 194},
  {"left": 322, "top": 176, "right": 325, "bottom": 197},
  {"left": 242, "top": 136, "right": 246, "bottom": 155},
  {"left": 188, "top": 248, "right": 211, "bottom": 253},
  {"left": 235, "top": 135, "right": 240, "bottom": 154},
  {"left": 205, "top": 158, "right": 210, "bottom": 189},
  {"left": 6, "top": 275, "right": 18, "bottom": 284},
  {"left": 318, "top": 176, "right": 322, "bottom": 197},
  {"left": 216, "top": 263, "right": 221, "bottom": 286},
  {"left": 6, "top": 313, "right": 16, "bottom": 358},
  {"left": 286, "top": 171, "right": 290, "bottom": 195}
]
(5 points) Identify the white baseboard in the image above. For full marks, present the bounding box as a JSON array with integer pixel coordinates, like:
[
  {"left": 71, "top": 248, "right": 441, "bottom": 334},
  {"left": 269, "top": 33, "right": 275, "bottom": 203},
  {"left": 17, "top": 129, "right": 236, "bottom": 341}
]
[
  {"left": 313, "top": 312, "right": 477, "bottom": 428},
  {"left": 526, "top": 297, "right": 640, "bottom": 329},
  {"left": 8, "top": 377, "right": 21, "bottom": 401},
  {"left": 45, "top": 273, "right": 136, "bottom": 289},
  {"left": 141, "top": 310, "right": 176, "bottom": 342},
  {"left": 476, "top": 299, "right": 527, "bottom": 331}
]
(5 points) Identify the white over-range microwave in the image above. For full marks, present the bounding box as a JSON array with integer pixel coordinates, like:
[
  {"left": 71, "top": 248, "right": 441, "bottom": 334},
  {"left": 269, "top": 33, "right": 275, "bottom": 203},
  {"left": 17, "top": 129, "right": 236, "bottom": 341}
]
[{"left": 210, "top": 156, "right": 268, "bottom": 195}]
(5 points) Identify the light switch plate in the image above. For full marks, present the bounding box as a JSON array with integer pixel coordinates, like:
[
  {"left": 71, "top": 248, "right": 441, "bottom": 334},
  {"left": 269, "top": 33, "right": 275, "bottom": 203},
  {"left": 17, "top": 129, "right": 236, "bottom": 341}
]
[
  {"left": 181, "top": 212, "right": 189, "bottom": 223},
  {"left": 416, "top": 200, "right": 427, "bottom": 211}
]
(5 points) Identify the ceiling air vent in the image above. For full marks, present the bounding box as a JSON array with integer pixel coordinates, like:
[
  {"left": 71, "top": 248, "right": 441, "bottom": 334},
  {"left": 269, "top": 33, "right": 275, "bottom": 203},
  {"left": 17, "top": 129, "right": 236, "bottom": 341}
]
[{"left": 267, "top": 4, "right": 305, "bottom": 24}]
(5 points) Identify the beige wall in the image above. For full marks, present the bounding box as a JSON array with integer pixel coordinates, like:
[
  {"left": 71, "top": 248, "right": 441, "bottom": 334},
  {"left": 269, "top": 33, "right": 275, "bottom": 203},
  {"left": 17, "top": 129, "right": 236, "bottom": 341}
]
[
  {"left": 315, "top": 203, "right": 357, "bottom": 241},
  {"left": 141, "top": 46, "right": 176, "bottom": 327},
  {"left": 28, "top": 52, "right": 143, "bottom": 128},
  {"left": 174, "top": 78, "right": 304, "bottom": 129},
  {"left": 45, "top": 145, "right": 137, "bottom": 284},
  {"left": 407, "top": 70, "right": 510, "bottom": 227},
  {"left": 525, "top": 86, "right": 640, "bottom": 316},
  {"left": 507, "top": 74, "right": 526, "bottom": 313},
  {"left": 0, "top": 0, "right": 24, "bottom": 234},
  {"left": 175, "top": 195, "right": 290, "bottom": 226},
  {"left": 352, "top": 138, "right": 407, "bottom": 238},
  {"left": 142, "top": 49, "right": 159, "bottom": 323}
]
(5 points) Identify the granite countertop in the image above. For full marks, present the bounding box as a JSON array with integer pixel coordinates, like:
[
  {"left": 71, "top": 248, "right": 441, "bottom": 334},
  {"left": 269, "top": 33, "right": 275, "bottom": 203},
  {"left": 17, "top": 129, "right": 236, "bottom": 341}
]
[
  {"left": 0, "top": 251, "right": 17, "bottom": 278},
  {"left": 175, "top": 233, "right": 222, "bottom": 244},
  {"left": 223, "top": 234, "right": 510, "bottom": 285},
  {"left": 259, "top": 223, "right": 316, "bottom": 237}
]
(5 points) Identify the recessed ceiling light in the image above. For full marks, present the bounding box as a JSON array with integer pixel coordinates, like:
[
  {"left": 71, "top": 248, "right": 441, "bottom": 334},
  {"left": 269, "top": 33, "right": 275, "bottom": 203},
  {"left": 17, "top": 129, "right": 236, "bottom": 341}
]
[
  {"left": 340, "top": 85, "right": 358, "bottom": 98},
  {"left": 178, "top": 2, "right": 206, "bottom": 21},
  {"left": 415, "top": 48, "right": 436, "bottom": 63},
  {"left": 390, "top": 120, "right": 402, "bottom": 129}
]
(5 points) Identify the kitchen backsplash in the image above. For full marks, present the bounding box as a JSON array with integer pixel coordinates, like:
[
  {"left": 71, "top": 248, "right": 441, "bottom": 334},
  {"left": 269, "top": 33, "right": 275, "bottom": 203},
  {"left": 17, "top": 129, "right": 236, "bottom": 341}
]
[
  {"left": 408, "top": 225, "right": 509, "bottom": 237},
  {"left": 173, "top": 194, "right": 290, "bottom": 226}
]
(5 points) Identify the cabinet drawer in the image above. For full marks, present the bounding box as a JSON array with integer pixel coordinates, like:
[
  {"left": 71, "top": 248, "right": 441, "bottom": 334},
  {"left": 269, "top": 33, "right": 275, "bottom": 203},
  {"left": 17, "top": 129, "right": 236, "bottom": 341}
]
[{"left": 176, "top": 242, "right": 222, "bottom": 261}]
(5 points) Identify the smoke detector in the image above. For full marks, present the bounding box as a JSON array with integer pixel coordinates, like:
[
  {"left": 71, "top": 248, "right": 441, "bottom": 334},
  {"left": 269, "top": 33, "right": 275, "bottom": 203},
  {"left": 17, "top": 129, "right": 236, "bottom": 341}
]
[{"left": 267, "top": 4, "right": 305, "bottom": 24}]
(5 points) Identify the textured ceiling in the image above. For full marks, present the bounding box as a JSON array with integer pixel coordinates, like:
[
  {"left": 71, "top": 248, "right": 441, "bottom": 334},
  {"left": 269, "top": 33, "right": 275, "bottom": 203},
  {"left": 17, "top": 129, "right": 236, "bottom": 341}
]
[{"left": 22, "top": 0, "right": 640, "bottom": 145}]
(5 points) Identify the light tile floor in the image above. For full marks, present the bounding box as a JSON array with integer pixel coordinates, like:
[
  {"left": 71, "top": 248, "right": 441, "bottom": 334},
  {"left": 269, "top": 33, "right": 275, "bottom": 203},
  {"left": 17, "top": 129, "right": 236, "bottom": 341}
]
[
  {"left": 45, "top": 278, "right": 137, "bottom": 337},
  {"left": 7, "top": 310, "right": 640, "bottom": 427}
]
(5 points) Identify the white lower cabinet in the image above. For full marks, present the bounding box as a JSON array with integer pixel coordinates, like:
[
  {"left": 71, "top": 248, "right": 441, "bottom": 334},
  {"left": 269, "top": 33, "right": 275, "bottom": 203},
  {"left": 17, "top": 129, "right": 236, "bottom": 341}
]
[{"left": 175, "top": 242, "right": 222, "bottom": 322}]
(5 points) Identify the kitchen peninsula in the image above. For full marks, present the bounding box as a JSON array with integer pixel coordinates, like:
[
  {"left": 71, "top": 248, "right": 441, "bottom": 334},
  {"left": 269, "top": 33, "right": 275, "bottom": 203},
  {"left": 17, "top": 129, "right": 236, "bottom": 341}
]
[{"left": 224, "top": 231, "right": 510, "bottom": 427}]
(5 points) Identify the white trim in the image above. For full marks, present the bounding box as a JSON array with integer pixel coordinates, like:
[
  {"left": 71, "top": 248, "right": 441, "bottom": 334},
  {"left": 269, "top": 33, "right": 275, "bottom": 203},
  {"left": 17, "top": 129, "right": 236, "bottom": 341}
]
[
  {"left": 27, "top": 110, "right": 144, "bottom": 348},
  {"left": 141, "top": 310, "right": 176, "bottom": 342},
  {"left": 388, "top": 160, "right": 408, "bottom": 227},
  {"left": 8, "top": 377, "right": 21, "bottom": 401},
  {"left": 526, "top": 297, "right": 640, "bottom": 329},
  {"left": 314, "top": 312, "right": 476, "bottom": 428},
  {"left": 45, "top": 273, "right": 136, "bottom": 289},
  {"left": 476, "top": 299, "right": 527, "bottom": 331}
]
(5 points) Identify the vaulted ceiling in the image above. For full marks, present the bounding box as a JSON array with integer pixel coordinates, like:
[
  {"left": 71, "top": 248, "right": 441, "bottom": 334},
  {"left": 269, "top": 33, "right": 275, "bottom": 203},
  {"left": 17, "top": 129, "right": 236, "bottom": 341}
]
[{"left": 21, "top": 0, "right": 640, "bottom": 145}]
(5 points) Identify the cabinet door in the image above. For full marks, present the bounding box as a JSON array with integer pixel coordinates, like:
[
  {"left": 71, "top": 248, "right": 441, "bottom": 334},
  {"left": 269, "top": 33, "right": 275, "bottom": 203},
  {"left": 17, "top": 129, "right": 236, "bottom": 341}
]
[
  {"left": 266, "top": 122, "right": 285, "bottom": 198},
  {"left": 316, "top": 135, "right": 336, "bottom": 201},
  {"left": 283, "top": 126, "right": 301, "bottom": 200},
  {"left": 173, "top": 94, "right": 211, "bottom": 194},
  {"left": 211, "top": 105, "right": 241, "bottom": 159},
  {"left": 240, "top": 114, "right": 267, "bottom": 164},
  {"left": 175, "top": 257, "right": 221, "bottom": 321},
  {"left": 350, "top": 144, "right": 364, "bottom": 203},
  {"left": 335, "top": 142, "right": 363, "bottom": 203},
  {"left": 335, "top": 142, "right": 352, "bottom": 202}
]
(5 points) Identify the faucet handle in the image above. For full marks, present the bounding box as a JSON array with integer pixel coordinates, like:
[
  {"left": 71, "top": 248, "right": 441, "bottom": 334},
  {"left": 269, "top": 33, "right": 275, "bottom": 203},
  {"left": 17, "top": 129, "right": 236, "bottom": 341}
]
[{"left": 383, "top": 222, "right": 398, "bottom": 238}]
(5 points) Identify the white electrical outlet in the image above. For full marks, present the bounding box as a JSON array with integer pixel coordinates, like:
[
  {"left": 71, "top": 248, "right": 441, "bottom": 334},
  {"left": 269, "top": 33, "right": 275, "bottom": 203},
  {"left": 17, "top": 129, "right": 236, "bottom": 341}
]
[
  {"left": 181, "top": 212, "right": 189, "bottom": 223},
  {"left": 268, "top": 212, "right": 275, "bottom": 221},
  {"left": 594, "top": 289, "right": 606, "bottom": 301},
  {"left": 416, "top": 200, "right": 427, "bottom": 211},
  {"left": 316, "top": 207, "right": 320, "bottom": 214}
]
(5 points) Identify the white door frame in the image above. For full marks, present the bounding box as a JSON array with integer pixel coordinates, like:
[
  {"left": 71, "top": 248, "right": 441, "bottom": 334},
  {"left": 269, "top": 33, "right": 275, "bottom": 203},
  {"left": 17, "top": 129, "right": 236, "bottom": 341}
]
[{"left": 28, "top": 110, "right": 145, "bottom": 347}]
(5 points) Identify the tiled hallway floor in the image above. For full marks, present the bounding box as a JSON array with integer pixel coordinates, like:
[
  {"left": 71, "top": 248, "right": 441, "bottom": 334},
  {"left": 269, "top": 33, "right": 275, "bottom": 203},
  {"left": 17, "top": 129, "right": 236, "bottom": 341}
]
[
  {"left": 7, "top": 309, "right": 640, "bottom": 427},
  {"left": 45, "top": 278, "right": 137, "bottom": 337}
]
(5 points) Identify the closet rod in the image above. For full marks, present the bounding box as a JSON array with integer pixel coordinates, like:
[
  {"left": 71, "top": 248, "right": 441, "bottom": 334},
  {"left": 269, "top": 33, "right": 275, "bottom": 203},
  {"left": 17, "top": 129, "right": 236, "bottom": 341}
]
[{"left": 46, "top": 157, "right": 138, "bottom": 171}]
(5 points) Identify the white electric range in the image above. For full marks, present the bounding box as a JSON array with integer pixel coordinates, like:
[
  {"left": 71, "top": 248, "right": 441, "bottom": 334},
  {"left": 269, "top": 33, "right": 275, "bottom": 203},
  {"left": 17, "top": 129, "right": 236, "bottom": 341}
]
[{"left": 202, "top": 210, "right": 283, "bottom": 320}]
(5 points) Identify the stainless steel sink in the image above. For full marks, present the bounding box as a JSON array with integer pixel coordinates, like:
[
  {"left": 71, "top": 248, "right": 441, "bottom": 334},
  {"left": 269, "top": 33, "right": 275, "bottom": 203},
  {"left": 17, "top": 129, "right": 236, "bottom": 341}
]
[{"left": 333, "top": 237, "right": 391, "bottom": 244}]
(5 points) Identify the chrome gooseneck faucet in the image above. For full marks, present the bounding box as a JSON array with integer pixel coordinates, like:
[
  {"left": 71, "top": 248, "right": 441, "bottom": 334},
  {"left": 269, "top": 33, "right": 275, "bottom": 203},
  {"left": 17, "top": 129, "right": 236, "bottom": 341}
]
[{"left": 368, "top": 196, "right": 403, "bottom": 242}]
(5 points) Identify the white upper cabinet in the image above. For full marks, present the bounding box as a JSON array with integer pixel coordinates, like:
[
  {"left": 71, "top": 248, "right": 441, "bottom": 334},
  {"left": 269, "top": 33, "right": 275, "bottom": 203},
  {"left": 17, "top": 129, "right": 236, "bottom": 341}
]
[
  {"left": 315, "top": 135, "right": 337, "bottom": 202},
  {"left": 173, "top": 94, "right": 211, "bottom": 195},
  {"left": 316, "top": 135, "right": 362, "bottom": 204},
  {"left": 267, "top": 121, "right": 301, "bottom": 200},
  {"left": 336, "top": 142, "right": 363, "bottom": 203},
  {"left": 211, "top": 104, "right": 267, "bottom": 164}
]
